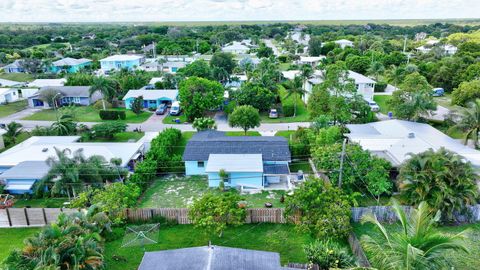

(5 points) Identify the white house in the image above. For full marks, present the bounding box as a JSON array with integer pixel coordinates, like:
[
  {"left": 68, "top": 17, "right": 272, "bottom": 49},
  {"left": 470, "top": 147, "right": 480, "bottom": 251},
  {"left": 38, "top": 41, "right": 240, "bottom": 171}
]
[
  {"left": 222, "top": 41, "right": 250, "bottom": 54},
  {"left": 0, "top": 88, "right": 19, "bottom": 104},
  {"left": 28, "top": 79, "right": 67, "bottom": 88},
  {"left": 0, "top": 79, "right": 25, "bottom": 87},
  {"left": 335, "top": 39, "right": 354, "bottom": 49},
  {"left": 300, "top": 70, "right": 376, "bottom": 102},
  {"left": 296, "top": 56, "right": 325, "bottom": 67},
  {"left": 346, "top": 120, "right": 480, "bottom": 168},
  {"left": 443, "top": 44, "right": 458, "bottom": 55},
  {"left": 416, "top": 42, "right": 457, "bottom": 55}
]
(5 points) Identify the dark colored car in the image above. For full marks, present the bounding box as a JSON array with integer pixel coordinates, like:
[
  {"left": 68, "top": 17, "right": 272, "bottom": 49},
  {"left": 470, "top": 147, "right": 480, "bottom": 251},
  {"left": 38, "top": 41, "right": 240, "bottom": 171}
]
[{"left": 155, "top": 103, "right": 167, "bottom": 115}]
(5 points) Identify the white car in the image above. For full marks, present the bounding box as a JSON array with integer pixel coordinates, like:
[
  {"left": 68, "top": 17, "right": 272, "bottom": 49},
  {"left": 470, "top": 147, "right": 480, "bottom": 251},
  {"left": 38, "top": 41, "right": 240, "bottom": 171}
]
[{"left": 368, "top": 101, "right": 380, "bottom": 112}]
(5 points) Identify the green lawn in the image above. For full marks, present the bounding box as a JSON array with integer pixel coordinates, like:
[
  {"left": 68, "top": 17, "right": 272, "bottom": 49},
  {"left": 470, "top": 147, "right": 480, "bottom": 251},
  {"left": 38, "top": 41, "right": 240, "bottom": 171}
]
[
  {"left": 373, "top": 95, "right": 393, "bottom": 114},
  {"left": 261, "top": 87, "right": 310, "bottom": 123},
  {"left": 0, "top": 132, "right": 31, "bottom": 153},
  {"left": 23, "top": 107, "right": 152, "bottom": 123},
  {"left": 225, "top": 131, "right": 261, "bottom": 136},
  {"left": 13, "top": 197, "right": 69, "bottom": 208},
  {"left": 162, "top": 114, "right": 187, "bottom": 124},
  {"left": 275, "top": 130, "right": 295, "bottom": 141},
  {"left": 0, "top": 73, "right": 35, "bottom": 82},
  {"left": 289, "top": 161, "right": 312, "bottom": 174},
  {"left": 105, "top": 224, "right": 316, "bottom": 270},
  {"left": 0, "top": 228, "right": 41, "bottom": 261},
  {"left": 139, "top": 176, "right": 287, "bottom": 208},
  {"left": 82, "top": 132, "right": 145, "bottom": 142},
  {"left": 353, "top": 222, "right": 480, "bottom": 270},
  {"left": 173, "top": 131, "right": 196, "bottom": 156},
  {"left": 0, "top": 100, "right": 28, "bottom": 118},
  {"left": 434, "top": 94, "right": 465, "bottom": 112}
]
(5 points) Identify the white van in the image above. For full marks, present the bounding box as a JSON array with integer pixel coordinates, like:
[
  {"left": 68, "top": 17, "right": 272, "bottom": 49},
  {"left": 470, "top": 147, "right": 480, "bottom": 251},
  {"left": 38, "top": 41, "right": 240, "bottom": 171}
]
[{"left": 170, "top": 101, "right": 181, "bottom": 116}]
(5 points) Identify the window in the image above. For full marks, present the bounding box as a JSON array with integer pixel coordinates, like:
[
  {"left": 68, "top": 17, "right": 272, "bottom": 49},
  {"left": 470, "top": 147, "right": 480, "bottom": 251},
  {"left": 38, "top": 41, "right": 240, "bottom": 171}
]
[{"left": 197, "top": 161, "right": 204, "bottom": 168}]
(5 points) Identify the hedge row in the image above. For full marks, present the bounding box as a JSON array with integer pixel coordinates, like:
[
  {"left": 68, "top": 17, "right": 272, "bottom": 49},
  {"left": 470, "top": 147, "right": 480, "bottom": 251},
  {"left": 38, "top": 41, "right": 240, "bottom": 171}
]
[
  {"left": 99, "top": 110, "right": 126, "bottom": 120},
  {"left": 280, "top": 87, "right": 295, "bottom": 117}
]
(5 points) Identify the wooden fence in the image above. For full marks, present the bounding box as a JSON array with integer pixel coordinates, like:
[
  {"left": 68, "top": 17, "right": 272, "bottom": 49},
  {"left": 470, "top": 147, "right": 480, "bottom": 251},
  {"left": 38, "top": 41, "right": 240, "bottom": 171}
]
[
  {"left": 0, "top": 208, "right": 80, "bottom": 228},
  {"left": 348, "top": 232, "right": 371, "bottom": 267}
]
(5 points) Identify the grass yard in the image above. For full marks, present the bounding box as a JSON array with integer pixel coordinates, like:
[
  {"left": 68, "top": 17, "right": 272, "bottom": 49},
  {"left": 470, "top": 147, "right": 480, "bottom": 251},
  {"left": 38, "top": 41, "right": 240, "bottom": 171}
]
[
  {"left": 23, "top": 107, "right": 152, "bottom": 123},
  {"left": 225, "top": 131, "right": 261, "bottom": 136},
  {"left": 0, "top": 73, "right": 35, "bottom": 82},
  {"left": 0, "top": 100, "right": 28, "bottom": 118},
  {"left": 0, "top": 228, "right": 41, "bottom": 261},
  {"left": 353, "top": 222, "right": 480, "bottom": 270},
  {"left": 162, "top": 114, "right": 187, "bottom": 124},
  {"left": 373, "top": 95, "right": 393, "bottom": 114},
  {"left": 434, "top": 94, "right": 465, "bottom": 112},
  {"left": 274, "top": 130, "right": 295, "bottom": 141},
  {"left": 105, "top": 224, "right": 316, "bottom": 270},
  {"left": 82, "top": 132, "right": 145, "bottom": 142},
  {"left": 173, "top": 131, "right": 196, "bottom": 155},
  {"left": 12, "top": 197, "right": 69, "bottom": 208},
  {"left": 289, "top": 161, "right": 313, "bottom": 174},
  {"left": 139, "top": 176, "right": 287, "bottom": 208},
  {"left": 261, "top": 87, "right": 310, "bottom": 123}
]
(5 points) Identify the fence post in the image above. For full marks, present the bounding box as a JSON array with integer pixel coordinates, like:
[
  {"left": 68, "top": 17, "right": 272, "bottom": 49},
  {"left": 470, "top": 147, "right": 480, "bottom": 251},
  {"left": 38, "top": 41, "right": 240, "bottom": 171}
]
[
  {"left": 5, "top": 208, "right": 12, "bottom": 227},
  {"left": 42, "top": 208, "right": 48, "bottom": 225},
  {"left": 24, "top": 208, "right": 30, "bottom": 226}
]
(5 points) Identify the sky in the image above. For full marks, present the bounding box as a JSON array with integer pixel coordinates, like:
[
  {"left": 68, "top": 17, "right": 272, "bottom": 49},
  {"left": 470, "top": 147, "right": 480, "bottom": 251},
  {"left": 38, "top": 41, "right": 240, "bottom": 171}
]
[{"left": 0, "top": 0, "right": 479, "bottom": 23}]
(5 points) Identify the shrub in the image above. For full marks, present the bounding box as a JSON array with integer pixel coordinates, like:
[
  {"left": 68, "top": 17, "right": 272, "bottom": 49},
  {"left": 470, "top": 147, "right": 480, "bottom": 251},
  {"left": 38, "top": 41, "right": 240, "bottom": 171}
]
[
  {"left": 374, "top": 81, "right": 388, "bottom": 92},
  {"left": 282, "top": 102, "right": 294, "bottom": 117},
  {"left": 128, "top": 159, "right": 157, "bottom": 191},
  {"left": 91, "top": 121, "right": 127, "bottom": 139},
  {"left": 304, "top": 239, "right": 355, "bottom": 270},
  {"left": 92, "top": 99, "right": 112, "bottom": 110},
  {"left": 99, "top": 110, "right": 124, "bottom": 120}
]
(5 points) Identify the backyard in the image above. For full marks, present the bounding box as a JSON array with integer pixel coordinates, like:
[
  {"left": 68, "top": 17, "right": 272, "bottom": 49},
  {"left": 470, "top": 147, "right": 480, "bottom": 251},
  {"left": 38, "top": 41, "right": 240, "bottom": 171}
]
[
  {"left": 12, "top": 197, "right": 69, "bottom": 208},
  {"left": 373, "top": 95, "right": 393, "bottom": 114},
  {"left": 0, "top": 100, "right": 28, "bottom": 118},
  {"left": 0, "top": 228, "right": 41, "bottom": 261},
  {"left": 104, "top": 224, "right": 319, "bottom": 270},
  {"left": 0, "top": 73, "right": 35, "bottom": 82},
  {"left": 23, "top": 106, "right": 152, "bottom": 123},
  {"left": 139, "top": 176, "right": 287, "bottom": 209},
  {"left": 353, "top": 222, "right": 480, "bottom": 269},
  {"left": 261, "top": 87, "right": 310, "bottom": 123}
]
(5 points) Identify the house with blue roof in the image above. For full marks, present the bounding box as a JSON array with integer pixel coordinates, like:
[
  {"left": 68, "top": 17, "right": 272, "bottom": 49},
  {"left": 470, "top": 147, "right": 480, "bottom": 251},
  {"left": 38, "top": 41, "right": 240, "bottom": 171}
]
[
  {"left": 50, "top": 57, "right": 92, "bottom": 73},
  {"left": 182, "top": 131, "right": 291, "bottom": 189},
  {"left": 100, "top": 54, "right": 145, "bottom": 72}
]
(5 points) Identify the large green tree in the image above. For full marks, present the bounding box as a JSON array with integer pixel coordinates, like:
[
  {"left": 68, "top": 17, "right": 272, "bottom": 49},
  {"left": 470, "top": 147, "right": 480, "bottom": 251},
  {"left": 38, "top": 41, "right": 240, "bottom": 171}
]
[
  {"left": 228, "top": 105, "right": 260, "bottom": 135},
  {"left": 398, "top": 148, "right": 478, "bottom": 222},
  {"left": 178, "top": 77, "right": 224, "bottom": 122},
  {"left": 285, "top": 178, "right": 352, "bottom": 239},
  {"left": 210, "top": 52, "right": 236, "bottom": 75},
  {"left": 389, "top": 72, "right": 436, "bottom": 121},
  {"left": 361, "top": 199, "right": 469, "bottom": 270},
  {"left": 178, "top": 59, "right": 212, "bottom": 79},
  {"left": 451, "top": 80, "right": 480, "bottom": 106},
  {"left": 235, "top": 82, "right": 276, "bottom": 112}
]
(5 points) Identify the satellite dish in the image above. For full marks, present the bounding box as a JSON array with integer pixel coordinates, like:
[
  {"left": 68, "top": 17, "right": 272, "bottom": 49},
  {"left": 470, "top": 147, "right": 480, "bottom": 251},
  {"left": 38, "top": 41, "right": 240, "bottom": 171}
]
[{"left": 121, "top": 223, "right": 160, "bottom": 251}]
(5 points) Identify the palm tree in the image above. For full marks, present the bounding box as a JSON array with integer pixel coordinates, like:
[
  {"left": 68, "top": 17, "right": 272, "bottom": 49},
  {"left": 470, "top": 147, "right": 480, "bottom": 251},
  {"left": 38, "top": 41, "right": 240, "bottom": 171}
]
[
  {"left": 454, "top": 99, "right": 480, "bottom": 148},
  {"left": 368, "top": 61, "right": 385, "bottom": 81},
  {"left": 3, "top": 121, "right": 23, "bottom": 144},
  {"left": 283, "top": 76, "right": 307, "bottom": 117},
  {"left": 386, "top": 65, "right": 405, "bottom": 88},
  {"left": 50, "top": 114, "right": 77, "bottom": 136},
  {"left": 361, "top": 199, "right": 469, "bottom": 270},
  {"left": 89, "top": 77, "right": 116, "bottom": 110}
]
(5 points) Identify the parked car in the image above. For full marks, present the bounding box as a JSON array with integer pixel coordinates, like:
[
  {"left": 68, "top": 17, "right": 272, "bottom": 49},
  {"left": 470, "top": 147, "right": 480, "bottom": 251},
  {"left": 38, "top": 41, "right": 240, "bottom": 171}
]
[
  {"left": 432, "top": 88, "right": 445, "bottom": 97},
  {"left": 155, "top": 103, "right": 167, "bottom": 115},
  {"left": 367, "top": 100, "right": 380, "bottom": 112},
  {"left": 269, "top": 109, "right": 278, "bottom": 119},
  {"left": 170, "top": 101, "right": 181, "bottom": 116}
]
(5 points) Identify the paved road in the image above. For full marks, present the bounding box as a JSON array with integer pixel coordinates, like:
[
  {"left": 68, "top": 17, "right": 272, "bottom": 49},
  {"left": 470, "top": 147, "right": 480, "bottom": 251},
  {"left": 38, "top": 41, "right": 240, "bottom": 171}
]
[{"left": 2, "top": 111, "right": 310, "bottom": 133}]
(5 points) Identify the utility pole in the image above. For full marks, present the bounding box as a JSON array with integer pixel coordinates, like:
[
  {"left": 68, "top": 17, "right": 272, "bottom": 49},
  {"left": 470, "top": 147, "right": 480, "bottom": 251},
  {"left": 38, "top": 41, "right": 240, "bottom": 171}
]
[
  {"left": 338, "top": 138, "right": 347, "bottom": 188},
  {"left": 403, "top": 35, "right": 407, "bottom": 53}
]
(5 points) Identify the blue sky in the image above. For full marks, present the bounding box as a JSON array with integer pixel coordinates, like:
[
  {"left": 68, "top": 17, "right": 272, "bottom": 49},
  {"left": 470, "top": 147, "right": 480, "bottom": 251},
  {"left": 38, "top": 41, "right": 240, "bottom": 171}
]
[{"left": 0, "top": 0, "right": 478, "bottom": 22}]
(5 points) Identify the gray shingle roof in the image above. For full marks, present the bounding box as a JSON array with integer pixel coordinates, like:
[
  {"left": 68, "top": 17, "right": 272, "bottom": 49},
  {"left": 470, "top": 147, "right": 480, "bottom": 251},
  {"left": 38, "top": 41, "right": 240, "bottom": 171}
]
[
  {"left": 39, "top": 86, "right": 100, "bottom": 98},
  {"left": 263, "top": 164, "right": 290, "bottom": 175},
  {"left": 183, "top": 131, "right": 291, "bottom": 162},
  {"left": 138, "top": 246, "right": 287, "bottom": 270},
  {"left": 0, "top": 161, "right": 50, "bottom": 180}
]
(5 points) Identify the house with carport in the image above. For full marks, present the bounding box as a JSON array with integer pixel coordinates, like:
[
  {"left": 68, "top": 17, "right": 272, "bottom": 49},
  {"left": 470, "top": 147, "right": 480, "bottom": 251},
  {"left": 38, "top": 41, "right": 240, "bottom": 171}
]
[
  {"left": 182, "top": 131, "right": 292, "bottom": 190},
  {"left": 123, "top": 89, "right": 178, "bottom": 110},
  {"left": 0, "top": 136, "right": 145, "bottom": 194},
  {"left": 28, "top": 86, "right": 102, "bottom": 108}
]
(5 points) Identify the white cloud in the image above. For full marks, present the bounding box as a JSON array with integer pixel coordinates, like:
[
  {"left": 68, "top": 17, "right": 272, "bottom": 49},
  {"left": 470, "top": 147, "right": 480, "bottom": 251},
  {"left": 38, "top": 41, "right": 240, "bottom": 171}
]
[{"left": 0, "top": 0, "right": 478, "bottom": 22}]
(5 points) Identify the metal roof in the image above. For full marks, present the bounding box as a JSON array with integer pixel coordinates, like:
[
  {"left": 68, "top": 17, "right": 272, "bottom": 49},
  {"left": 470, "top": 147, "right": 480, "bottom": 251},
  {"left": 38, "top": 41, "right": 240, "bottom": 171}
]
[
  {"left": 346, "top": 120, "right": 480, "bottom": 167},
  {"left": 52, "top": 57, "right": 91, "bottom": 67},
  {"left": 38, "top": 86, "right": 95, "bottom": 98},
  {"left": 138, "top": 246, "right": 287, "bottom": 270},
  {"left": 205, "top": 154, "right": 263, "bottom": 173},
  {"left": 0, "top": 161, "right": 50, "bottom": 180},
  {"left": 183, "top": 131, "right": 291, "bottom": 162},
  {"left": 100, "top": 54, "right": 144, "bottom": 61}
]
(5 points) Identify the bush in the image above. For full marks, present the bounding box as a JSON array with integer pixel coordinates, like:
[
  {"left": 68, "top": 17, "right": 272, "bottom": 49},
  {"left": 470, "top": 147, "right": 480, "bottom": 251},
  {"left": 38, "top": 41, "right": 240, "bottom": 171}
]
[
  {"left": 224, "top": 100, "right": 237, "bottom": 115},
  {"left": 128, "top": 159, "right": 157, "bottom": 191},
  {"left": 91, "top": 121, "right": 127, "bottom": 139},
  {"left": 304, "top": 239, "right": 355, "bottom": 270},
  {"left": 282, "top": 102, "right": 294, "bottom": 117},
  {"left": 374, "top": 81, "right": 388, "bottom": 92},
  {"left": 99, "top": 110, "right": 125, "bottom": 120}
]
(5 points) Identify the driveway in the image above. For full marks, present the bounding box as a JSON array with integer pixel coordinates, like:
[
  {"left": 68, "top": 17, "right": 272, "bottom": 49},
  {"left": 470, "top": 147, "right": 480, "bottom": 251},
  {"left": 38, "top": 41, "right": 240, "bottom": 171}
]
[{"left": 0, "top": 108, "right": 41, "bottom": 122}]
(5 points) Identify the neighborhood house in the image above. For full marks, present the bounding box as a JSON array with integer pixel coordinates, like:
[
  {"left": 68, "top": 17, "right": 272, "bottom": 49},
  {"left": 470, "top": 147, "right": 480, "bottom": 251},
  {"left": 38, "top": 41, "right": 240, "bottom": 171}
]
[
  {"left": 28, "top": 86, "right": 102, "bottom": 108},
  {"left": 100, "top": 54, "right": 145, "bottom": 72},
  {"left": 123, "top": 89, "right": 178, "bottom": 109},
  {"left": 2, "top": 60, "right": 25, "bottom": 73},
  {"left": 0, "top": 136, "right": 145, "bottom": 194},
  {"left": 50, "top": 57, "right": 92, "bottom": 73},
  {"left": 183, "top": 131, "right": 291, "bottom": 190},
  {"left": 0, "top": 88, "right": 19, "bottom": 104}
]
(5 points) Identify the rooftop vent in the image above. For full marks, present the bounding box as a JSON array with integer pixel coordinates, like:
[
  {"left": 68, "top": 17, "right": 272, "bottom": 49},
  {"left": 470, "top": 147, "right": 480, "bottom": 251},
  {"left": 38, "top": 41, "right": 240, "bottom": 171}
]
[
  {"left": 42, "top": 148, "right": 49, "bottom": 152},
  {"left": 408, "top": 132, "right": 415, "bottom": 139}
]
